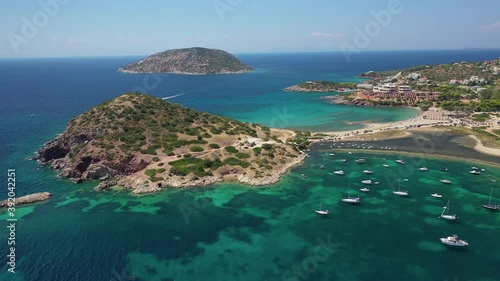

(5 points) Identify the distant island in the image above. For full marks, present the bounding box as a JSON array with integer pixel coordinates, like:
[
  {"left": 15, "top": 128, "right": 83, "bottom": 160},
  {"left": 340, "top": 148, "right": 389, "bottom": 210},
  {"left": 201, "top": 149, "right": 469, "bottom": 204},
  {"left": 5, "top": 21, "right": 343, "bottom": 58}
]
[
  {"left": 118, "top": 47, "right": 254, "bottom": 75},
  {"left": 37, "top": 93, "right": 307, "bottom": 194},
  {"left": 285, "top": 81, "right": 357, "bottom": 92}
]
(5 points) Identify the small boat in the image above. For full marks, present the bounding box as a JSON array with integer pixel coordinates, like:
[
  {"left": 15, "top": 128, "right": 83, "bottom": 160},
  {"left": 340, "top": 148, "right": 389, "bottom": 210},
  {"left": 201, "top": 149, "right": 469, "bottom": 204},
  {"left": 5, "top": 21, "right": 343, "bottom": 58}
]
[
  {"left": 319, "top": 165, "right": 325, "bottom": 169},
  {"left": 395, "top": 160, "right": 405, "bottom": 164},
  {"left": 355, "top": 158, "right": 366, "bottom": 163},
  {"left": 342, "top": 196, "right": 360, "bottom": 204},
  {"left": 469, "top": 170, "right": 481, "bottom": 175},
  {"left": 431, "top": 193, "right": 443, "bottom": 198},
  {"left": 314, "top": 198, "right": 329, "bottom": 215},
  {"left": 440, "top": 180, "right": 452, "bottom": 184},
  {"left": 348, "top": 152, "right": 353, "bottom": 155},
  {"left": 360, "top": 187, "right": 370, "bottom": 192},
  {"left": 329, "top": 153, "right": 335, "bottom": 156},
  {"left": 440, "top": 235, "right": 468, "bottom": 247},
  {"left": 382, "top": 164, "right": 389, "bottom": 168},
  {"left": 393, "top": 182, "right": 408, "bottom": 196},
  {"left": 419, "top": 167, "right": 429, "bottom": 171},
  {"left": 440, "top": 201, "right": 457, "bottom": 220},
  {"left": 341, "top": 159, "right": 347, "bottom": 162},
  {"left": 483, "top": 187, "right": 500, "bottom": 211},
  {"left": 363, "top": 169, "right": 373, "bottom": 174},
  {"left": 471, "top": 167, "right": 479, "bottom": 170},
  {"left": 333, "top": 170, "right": 344, "bottom": 176},
  {"left": 361, "top": 180, "right": 372, "bottom": 185}
]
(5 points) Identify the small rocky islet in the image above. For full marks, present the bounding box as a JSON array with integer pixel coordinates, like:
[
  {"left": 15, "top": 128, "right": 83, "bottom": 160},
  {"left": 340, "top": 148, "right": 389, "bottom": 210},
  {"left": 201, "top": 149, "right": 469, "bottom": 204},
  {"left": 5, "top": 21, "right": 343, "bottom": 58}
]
[{"left": 118, "top": 47, "right": 254, "bottom": 74}]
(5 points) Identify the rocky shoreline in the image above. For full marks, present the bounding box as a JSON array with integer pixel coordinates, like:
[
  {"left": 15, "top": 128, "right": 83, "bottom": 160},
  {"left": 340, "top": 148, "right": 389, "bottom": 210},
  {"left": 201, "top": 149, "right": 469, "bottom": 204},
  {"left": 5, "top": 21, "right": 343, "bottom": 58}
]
[
  {"left": 322, "top": 94, "right": 375, "bottom": 106},
  {"left": 0, "top": 192, "right": 51, "bottom": 207}
]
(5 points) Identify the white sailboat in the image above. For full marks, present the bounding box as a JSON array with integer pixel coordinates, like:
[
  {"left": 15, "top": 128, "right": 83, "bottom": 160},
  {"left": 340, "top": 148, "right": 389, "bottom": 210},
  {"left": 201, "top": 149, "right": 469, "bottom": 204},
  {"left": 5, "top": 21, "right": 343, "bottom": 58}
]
[
  {"left": 363, "top": 169, "right": 373, "bottom": 174},
  {"left": 361, "top": 180, "right": 372, "bottom": 185},
  {"left": 333, "top": 170, "right": 344, "bottom": 175},
  {"left": 469, "top": 170, "right": 481, "bottom": 175},
  {"left": 440, "top": 201, "right": 457, "bottom": 220},
  {"left": 419, "top": 167, "right": 429, "bottom": 171},
  {"left": 393, "top": 182, "right": 408, "bottom": 196},
  {"left": 359, "top": 187, "right": 370, "bottom": 192},
  {"left": 440, "top": 179, "right": 452, "bottom": 184},
  {"left": 431, "top": 193, "right": 443, "bottom": 198},
  {"left": 483, "top": 187, "right": 500, "bottom": 211},
  {"left": 382, "top": 164, "right": 389, "bottom": 168},
  {"left": 395, "top": 159, "right": 405, "bottom": 164},
  {"left": 314, "top": 198, "right": 329, "bottom": 215}
]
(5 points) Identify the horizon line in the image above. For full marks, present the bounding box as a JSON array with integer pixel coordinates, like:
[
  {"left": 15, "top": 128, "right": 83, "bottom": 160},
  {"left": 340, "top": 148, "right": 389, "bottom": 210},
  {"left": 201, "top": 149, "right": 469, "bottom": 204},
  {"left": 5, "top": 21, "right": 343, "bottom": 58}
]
[{"left": 1, "top": 48, "right": 500, "bottom": 60}]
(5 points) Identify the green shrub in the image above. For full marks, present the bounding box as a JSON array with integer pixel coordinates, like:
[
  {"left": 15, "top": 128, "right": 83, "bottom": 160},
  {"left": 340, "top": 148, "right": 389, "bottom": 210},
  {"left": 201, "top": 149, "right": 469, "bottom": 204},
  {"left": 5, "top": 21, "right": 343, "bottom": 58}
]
[
  {"left": 152, "top": 156, "right": 160, "bottom": 162},
  {"left": 183, "top": 153, "right": 192, "bottom": 158},
  {"left": 225, "top": 146, "right": 238, "bottom": 153},
  {"left": 253, "top": 147, "right": 262, "bottom": 155},
  {"left": 190, "top": 146, "right": 204, "bottom": 152},
  {"left": 235, "top": 152, "right": 250, "bottom": 159},
  {"left": 209, "top": 143, "right": 220, "bottom": 149},
  {"left": 262, "top": 143, "right": 273, "bottom": 150}
]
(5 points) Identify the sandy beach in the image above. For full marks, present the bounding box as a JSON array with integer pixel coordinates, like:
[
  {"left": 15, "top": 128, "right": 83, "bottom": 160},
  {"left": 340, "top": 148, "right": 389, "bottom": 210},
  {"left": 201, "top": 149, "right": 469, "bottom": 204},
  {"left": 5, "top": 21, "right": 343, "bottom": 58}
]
[{"left": 312, "top": 107, "right": 500, "bottom": 158}]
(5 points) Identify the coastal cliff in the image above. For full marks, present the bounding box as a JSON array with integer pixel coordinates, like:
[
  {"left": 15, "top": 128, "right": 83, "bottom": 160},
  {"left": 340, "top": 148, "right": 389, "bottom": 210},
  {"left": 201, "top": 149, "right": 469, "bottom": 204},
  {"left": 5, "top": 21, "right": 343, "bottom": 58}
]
[
  {"left": 37, "top": 93, "right": 305, "bottom": 193},
  {"left": 119, "top": 47, "right": 254, "bottom": 74}
]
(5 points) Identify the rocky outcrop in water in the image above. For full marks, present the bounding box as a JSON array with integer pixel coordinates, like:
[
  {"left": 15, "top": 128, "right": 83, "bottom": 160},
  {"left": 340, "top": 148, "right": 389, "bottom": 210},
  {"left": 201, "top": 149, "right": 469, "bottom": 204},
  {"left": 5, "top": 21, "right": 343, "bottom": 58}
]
[{"left": 0, "top": 192, "right": 51, "bottom": 207}]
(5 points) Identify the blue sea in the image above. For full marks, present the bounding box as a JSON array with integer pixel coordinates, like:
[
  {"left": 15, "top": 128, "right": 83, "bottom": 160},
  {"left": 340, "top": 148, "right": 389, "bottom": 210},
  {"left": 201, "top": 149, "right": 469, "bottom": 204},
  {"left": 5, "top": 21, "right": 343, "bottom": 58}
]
[{"left": 0, "top": 50, "right": 499, "bottom": 281}]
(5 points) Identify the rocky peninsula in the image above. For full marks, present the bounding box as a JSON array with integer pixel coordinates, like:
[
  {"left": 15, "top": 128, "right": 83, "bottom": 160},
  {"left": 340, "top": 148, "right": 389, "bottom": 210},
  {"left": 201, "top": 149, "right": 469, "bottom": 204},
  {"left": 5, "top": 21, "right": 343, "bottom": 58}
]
[
  {"left": 37, "top": 93, "right": 306, "bottom": 194},
  {"left": 119, "top": 47, "right": 254, "bottom": 74},
  {"left": 285, "top": 81, "right": 357, "bottom": 92},
  {"left": 0, "top": 192, "right": 51, "bottom": 207}
]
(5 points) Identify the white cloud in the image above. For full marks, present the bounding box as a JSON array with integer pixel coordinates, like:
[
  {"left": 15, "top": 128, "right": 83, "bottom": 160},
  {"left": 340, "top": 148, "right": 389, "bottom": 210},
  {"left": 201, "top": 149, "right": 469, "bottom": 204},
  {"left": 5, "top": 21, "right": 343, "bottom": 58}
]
[
  {"left": 479, "top": 21, "right": 500, "bottom": 33},
  {"left": 308, "top": 32, "right": 344, "bottom": 39}
]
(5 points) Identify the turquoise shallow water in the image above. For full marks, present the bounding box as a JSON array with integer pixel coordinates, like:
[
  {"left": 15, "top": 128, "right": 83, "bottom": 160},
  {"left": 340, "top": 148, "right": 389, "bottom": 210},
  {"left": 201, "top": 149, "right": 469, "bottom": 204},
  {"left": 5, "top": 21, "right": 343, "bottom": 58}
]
[
  {"left": 1, "top": 50, "right": 500, "bottom": 280},
  {"left": 1, "top": 151, "right": 499, "bottom": 281}
]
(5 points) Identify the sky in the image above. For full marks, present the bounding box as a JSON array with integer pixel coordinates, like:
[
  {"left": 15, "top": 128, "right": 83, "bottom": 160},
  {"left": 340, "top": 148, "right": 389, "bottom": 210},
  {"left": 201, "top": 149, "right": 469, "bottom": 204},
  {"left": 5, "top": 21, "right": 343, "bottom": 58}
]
[{"left": 1, "top": 0, "right": 500, "bottom": 58}]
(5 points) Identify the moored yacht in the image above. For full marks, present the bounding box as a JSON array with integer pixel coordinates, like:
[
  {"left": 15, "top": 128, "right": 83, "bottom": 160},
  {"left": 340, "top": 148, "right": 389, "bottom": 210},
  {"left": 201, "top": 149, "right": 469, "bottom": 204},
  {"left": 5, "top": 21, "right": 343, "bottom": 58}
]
[
  {"left": 333, "top": 170, "right": 344, "bottom": 175},
  {"left": 355, "top": 158, "right": 366, "bottom": 163},
  {"left": 361, "top": 180, "right": 372, "bottom": 185},
  {"left": 359, "top": 187, "right": 370, "bottom": 192},
  {"left": 469, "top": 170, "right": 481, "bottom": 175},
  {"left": 342, "top": 196, "right": 360, "bottom": 204},
  {"left": 382, "top": 164, "right": 389, "bottom": 168},
  {"left": 419, "top": 167, "right": 429, "bottom": 171},
  {"left": 440, "top": 179, "right": 452, "bottom": 184},
  {"left": 395, "top": 159, "right": 405, "bottom": 164},
  {"left": 363, "top": 169, "right": 373, "bottom": 174},
  {"left": 431, "top": 193, "right": 443, "bottom": 198},
  {"left": 440, "top": 235, "right": 468, "bottom": 247}
]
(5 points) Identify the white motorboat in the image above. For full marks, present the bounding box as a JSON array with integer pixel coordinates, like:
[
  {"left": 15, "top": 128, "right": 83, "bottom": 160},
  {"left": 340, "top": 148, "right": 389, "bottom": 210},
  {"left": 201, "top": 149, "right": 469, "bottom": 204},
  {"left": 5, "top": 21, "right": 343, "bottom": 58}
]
[
  {"left": 359, "top": 187, "right": 370, "bottom": 192},
  {"left": 341, "top": 196, "right": 360, "bottom": 204},
  {"left": 319, "top": 165, "right": 325, "bottom": 169},
  {"left": 431, "top": 193, "right": 443, "bottom": 198},
  {"left": 363, "top": 169, "right": 373, "bottom": 174},
  {"left": 440, "top": 235, "right": 468, "bottom": 247},
  {"left": 361, "top": 180, "right": 372, "bottom": 185},
  {"left": 440, "top": 201, "right": 457, "bottom": 220},
  {"left": 419, "top": 167, "right": 429, "bottom": 171},
  {"left": 382, "top": 164, "right": 389, "bottom": 168},
  {"left": 440, "top": 179, "right": 452, "bottom": 184},
  {"left": 348, "top": 152, "right": 352, "bottom": 155},
  {"left": 469, "top": 170, "right": 481, "bottom": 175},
  {"left": 329, "top": 153, "right": 335, "bottom": 156},
  {"left": 395, "top": 160, "right": 405, "bottom": 164},
  {"left": 333, "top": 170, "right": 344, "bottom": 176},
  {"left": 355, "top": 158, "right": 366, "bottom": 163},
  {"left": 341, "top": 159, "right": 347, "bottom": 162},
  {"left": 471, "top": 166, "right": 479, "bottom": 170}
]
